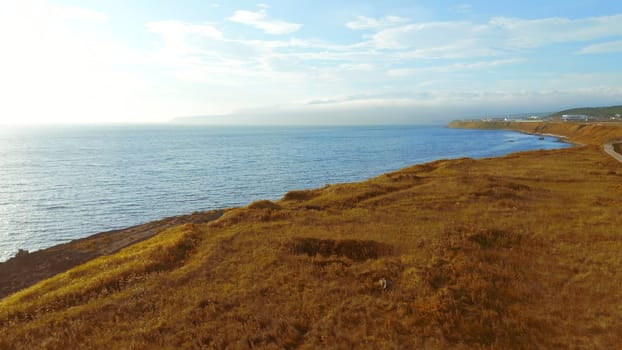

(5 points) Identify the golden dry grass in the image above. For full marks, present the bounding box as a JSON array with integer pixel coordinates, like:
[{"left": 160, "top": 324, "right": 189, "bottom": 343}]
[
  {"left": 448, "top": 120, "right": 622, "bottom": 145},
  {"left": 1, "top": 122, "right": 622, "bottom": 349}
]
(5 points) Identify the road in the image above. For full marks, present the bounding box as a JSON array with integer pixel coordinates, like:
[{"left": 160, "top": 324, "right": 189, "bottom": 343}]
[{"left": 603, "top": 140, "right": 622, "bottom": 163}]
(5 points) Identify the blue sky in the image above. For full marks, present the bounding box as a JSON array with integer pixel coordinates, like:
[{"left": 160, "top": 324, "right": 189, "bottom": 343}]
[{"left": 1, "top": 1, "right": 621, "bottom": 124}]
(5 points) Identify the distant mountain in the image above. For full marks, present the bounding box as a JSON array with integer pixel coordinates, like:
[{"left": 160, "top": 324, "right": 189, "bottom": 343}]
[{"left": 548, "top": 105, "right": 622, "bottom": 120}]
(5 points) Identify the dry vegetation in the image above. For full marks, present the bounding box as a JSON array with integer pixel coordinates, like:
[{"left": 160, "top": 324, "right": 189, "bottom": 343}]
[
  {"left": 2, "top": 122, "right": 622, "bottom": 349},
  {"left": 0, "top": 210, "right": 224, "bottom": 299},
  {"left": 448, "top": 120, "right": 622, "bottom": 145}
]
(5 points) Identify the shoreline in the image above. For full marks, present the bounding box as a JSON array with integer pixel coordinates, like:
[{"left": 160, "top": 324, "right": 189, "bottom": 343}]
[
  {"left": 1, "top": 124, "right": 555, "bottom": 265},
  {"left": 1, "top": 121, "right": 620, "bottom": 300},
  {"left": 0, "top": 127, "right": 562, "bottom": 262},
  {"left": 449, "top": 120, "right": 622, "bottom": 159},
  {"left": 0, "top": 210, "right": 224, "bottom": 299},
  {"left": 516, "top": 130, "right": 582, "bottom": 147},
  {"left": 3, "top": 121, "right": 622, "bottom": 347},
  {"left": 0, "top": 124, "right": 592, "bottom": 299}
]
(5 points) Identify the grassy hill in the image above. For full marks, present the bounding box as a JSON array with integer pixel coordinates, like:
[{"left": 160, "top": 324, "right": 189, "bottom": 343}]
[
  {"left": 548, "top": 105, "right": 622, "bottom": 120},
  {"left": 2, "top": 123, "right": 622, "bottom": 348},
  {"left": 449, "top": 120, "right": 622, "bottom": 145}
]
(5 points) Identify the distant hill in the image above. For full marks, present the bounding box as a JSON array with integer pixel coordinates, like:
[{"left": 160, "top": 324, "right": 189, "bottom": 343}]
[{"left": 548, "top": 105, "right": 622, "bottom": 120}]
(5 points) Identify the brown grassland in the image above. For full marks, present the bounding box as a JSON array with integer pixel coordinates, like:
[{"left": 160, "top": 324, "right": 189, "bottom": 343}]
[{"left": 1, "top": 121, "right": 622, "bottom": 349}]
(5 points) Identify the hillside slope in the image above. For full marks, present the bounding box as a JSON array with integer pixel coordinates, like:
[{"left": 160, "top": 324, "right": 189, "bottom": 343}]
[
  {"left": 448, "top": 120, "right": 622, "bottom": 145},
  {"left": 0, "top": 210, "right": 224, "bottom": 299},
  {"left": 548, "top": 105, "right": 622, "bottom": 120}
]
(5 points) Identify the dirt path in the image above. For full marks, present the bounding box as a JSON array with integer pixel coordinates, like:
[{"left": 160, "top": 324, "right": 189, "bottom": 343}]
[
  {"left": 604, "top": 140, "right": 622, "bottom": 163},
  {"left": 0, "top": 209, "right": 224, "bottom": 299}
]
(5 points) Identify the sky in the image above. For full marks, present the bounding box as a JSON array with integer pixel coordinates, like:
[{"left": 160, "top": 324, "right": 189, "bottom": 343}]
[{"left": 1, "top": 0, "right": 622, "bottom": 125}]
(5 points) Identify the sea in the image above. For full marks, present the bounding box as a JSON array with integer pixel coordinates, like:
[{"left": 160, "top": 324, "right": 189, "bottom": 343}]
[{"left": 0, "top": 125, "right": 570, "bottom": 261}]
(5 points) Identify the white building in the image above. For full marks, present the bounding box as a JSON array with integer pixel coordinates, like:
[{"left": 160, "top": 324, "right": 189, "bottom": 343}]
[{"left": 561, "top": 114, "right": 587, "bottom": 122}]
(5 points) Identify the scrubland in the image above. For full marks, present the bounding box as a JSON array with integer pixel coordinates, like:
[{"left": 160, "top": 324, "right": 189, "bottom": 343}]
[{"left": 1, "top": 122, "right": 622, "bottom": 349}]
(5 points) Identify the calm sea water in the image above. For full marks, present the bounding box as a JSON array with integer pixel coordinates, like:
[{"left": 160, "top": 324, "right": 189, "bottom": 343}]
[{"left": 0, "top": 125, "right": 569, "bottom": 261}]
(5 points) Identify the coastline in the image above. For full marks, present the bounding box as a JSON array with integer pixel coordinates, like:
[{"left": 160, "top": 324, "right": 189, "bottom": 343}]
[
  {"left": 0, "top": 122, "right": 616, "bottom": 300},
  {"left": 448, "top": 120, "right": 622, "bottom": 145},
  {"left": 518, "top": 131, "right": 580, "bottom": 146},
  {"left": 0, "top": 210, "right": 224, "bottom": 299},
  {"left": 0, "top": 125, "right": 568, "bottom": 298},
  {"left": 449, "top": 120, "right": 622, "bottom": 161},
  {"left": 2, "top": 121, "right": 622, "bottom": 347},
  {"left": 1, "top": 124, "right": 558, "bottom": 265}
]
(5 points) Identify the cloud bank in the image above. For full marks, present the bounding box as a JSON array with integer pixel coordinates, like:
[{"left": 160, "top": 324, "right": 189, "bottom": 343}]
[
  {"left": 229, "top": 9, "right": 302, "bottom": 34},
  {"left": 1, "top": 2, "right": 621, "bottom": 124}
]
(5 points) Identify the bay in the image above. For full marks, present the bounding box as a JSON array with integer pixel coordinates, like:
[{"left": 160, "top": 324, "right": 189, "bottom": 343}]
[{"left": 0, "top": 125, "right": 569, "bottom": 261}]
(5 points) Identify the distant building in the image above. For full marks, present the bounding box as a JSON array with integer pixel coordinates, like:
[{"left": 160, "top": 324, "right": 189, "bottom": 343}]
[
  {"left": 561, "top": 114, "right": 587, "bottom": 122},
  {"left": 528, "top": 116, "right": 540, "bottom": 120},
  {"left": 481, "top": 117, "right": 508, "bottom": 122}
]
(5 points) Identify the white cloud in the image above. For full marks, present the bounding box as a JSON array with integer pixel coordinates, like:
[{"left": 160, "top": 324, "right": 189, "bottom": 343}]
[
  {"left": 146, "top": 20, "right": 223, "bottom": 59},
  {"left": 141, "top": 9, "right": 615, "bottom": 120},
  {"left": 395, "top": 46, "right": 502, "bottom": 59},
  {"left": 372, "top": 21, "right": 476, "bottom": 50},
  {"left": 580, "top": 40, "right": 622, "bottom": 54},
  {"left": 146, "top": 20, "right": 222, "bottom": 40},
  {"left": 387, "top": 58, "right": 522, "bottom": 77},
  {"left": 145, "top": 20, "right": 314, "bottom": 91},
  {"left": 50, "top": 7, "right": 108, "bottom": 22},
  {"left": 346, "top": 15, "right": 409, "bottom": 30},
  {"left": 339, "top": 63, "right": 374, "bottom": 71},
  {"left": 486, "top": 16, "right": 622, "bottom": 48},
  {"left": 370, "top": 14, "right": 622, "bottom": 56},
  {"left": 145, "top": 16, "right": 386, "bottom": 88},
  {"left": 229, "top": 9, "right": 301, "bottom": 34}
]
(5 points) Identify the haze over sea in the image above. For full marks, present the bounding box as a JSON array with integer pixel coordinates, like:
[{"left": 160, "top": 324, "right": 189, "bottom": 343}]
[{"left": 0, "top": 125, "right": 568, "bottom": 261}]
